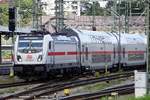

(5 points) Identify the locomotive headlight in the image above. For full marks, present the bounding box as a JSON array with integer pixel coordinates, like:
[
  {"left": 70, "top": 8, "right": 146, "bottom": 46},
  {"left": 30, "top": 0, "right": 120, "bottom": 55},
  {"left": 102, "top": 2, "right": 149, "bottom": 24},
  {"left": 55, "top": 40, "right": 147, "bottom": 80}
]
[
  {"left": 19, "top": 58, "right": 22, "bottom": 62},
  {"left": 37, "top": 55, "right": 42, "bottom": 62},
  {"left": 17, "top": 55, "right": 22, "bottom": 62}
]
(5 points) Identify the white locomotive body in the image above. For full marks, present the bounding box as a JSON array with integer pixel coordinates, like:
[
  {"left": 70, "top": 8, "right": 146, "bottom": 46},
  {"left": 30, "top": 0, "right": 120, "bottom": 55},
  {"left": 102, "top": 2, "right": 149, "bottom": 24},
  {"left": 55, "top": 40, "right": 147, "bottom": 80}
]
[
  {"left": 14, "top": 34, "right": 53, "bottom": 75},
  {"left": 14, "top": 34, "right": 80, "bottom": 76}
]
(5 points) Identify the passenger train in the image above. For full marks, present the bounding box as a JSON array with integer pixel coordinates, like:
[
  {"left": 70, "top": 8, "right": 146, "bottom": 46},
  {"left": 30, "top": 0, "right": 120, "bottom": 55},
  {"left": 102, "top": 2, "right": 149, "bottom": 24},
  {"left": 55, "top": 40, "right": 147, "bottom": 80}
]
[{"left": 13, "top": 28, "right": 147, "bottom": 78}]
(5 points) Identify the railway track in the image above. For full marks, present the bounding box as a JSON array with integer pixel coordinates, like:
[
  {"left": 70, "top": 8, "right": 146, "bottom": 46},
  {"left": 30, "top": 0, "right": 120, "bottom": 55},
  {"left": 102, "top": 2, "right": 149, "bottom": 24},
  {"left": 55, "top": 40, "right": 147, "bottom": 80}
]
[
  {"left": 61, "top": 83, "right": 134, "bottom": 100},
  {"left": 1, "top": 71, "right": 134, "bottom": 100},
  {"left": 0, "top": 80, "right": 44, "bottom": 89}
]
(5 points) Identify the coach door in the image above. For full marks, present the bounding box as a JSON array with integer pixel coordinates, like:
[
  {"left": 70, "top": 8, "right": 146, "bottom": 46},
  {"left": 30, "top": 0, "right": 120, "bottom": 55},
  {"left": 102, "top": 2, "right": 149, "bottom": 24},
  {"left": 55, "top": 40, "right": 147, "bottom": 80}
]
[
  {"left": 104, "top": 43, "right": 112, "bottom": 66},
  {"left": 47, "top": 41, "right": 53, "bottom": 65},
  {"left": 113, "top": 46, "right": 116, "bottom": 64},
  {"left": 122, "top": 47, "right": 126, "bottom": 61},
  {"left": 82, "top": 44, "right": 89, "bottom": 65}
]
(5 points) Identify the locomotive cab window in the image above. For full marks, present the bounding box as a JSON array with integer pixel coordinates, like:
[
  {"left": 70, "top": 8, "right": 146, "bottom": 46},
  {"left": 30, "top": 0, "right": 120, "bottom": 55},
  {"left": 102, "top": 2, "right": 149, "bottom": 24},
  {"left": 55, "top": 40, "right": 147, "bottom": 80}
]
[{"left": 18, "top": 41, "right": 43, "bottom": 53}]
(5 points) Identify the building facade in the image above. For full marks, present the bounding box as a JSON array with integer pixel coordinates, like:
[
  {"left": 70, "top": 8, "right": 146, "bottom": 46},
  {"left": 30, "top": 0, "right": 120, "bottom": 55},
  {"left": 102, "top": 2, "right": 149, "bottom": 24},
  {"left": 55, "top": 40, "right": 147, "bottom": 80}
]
[
  {"left": 41, "top": 0, "right": 55, "bottom": 15},
  {"left": 64, "top": 1, "right": 80, "bottom": 16},
  {"left": 0, "top": 0, "right": 8, "bottom": 4},
  {"left": 41, "top": 0, "right": 81, "bottom": 16}
]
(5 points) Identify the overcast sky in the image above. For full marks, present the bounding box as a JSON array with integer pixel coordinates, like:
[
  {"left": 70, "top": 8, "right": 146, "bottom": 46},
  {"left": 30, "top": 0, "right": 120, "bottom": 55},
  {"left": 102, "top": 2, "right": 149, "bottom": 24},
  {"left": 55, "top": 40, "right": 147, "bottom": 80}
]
[{"left": 99, "top": 1, "right": 108, "bottom": 7}]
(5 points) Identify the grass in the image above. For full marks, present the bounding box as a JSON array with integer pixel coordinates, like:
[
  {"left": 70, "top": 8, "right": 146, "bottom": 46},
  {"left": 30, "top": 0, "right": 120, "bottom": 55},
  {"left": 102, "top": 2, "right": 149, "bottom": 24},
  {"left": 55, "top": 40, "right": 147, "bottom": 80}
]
[
  {"left": 83, "top": 78, "right": 127, "bottom": 93},
  {"left": 129, "top": 95, "right": 150, "bottom": 100},
  {"left": 0, "top": 88, "right": 16, "bottom": 94},
  {"left": 99, "top": 95, "right": 150, "bottom": 100},
  {"left": 97, "top": 95, "right": 150, "bottom": 100},
  {"left": 83, "top": 82, "right": 110, "bottom": 92},
  {"left": 0, "top": 76, "right": 16, "bottom": 84},
  {"left": 70, "top": 77, "right": 127, "bottom": 95}
]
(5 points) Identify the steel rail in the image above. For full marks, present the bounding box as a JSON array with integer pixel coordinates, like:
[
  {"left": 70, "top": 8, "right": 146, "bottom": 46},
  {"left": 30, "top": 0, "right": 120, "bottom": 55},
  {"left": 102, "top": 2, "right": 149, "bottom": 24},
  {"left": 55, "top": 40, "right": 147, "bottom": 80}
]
[
  {"left": 61, "top": 83, "right": 134, "bottom": 100},
  {"left": 0, "top": 80, "right": 44, "bottom": 89}
]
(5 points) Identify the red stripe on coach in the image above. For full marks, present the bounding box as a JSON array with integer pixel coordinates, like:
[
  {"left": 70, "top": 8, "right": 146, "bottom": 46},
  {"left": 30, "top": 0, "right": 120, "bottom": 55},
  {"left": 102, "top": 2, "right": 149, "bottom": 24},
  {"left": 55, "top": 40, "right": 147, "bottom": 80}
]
[
  {"left": 67, "top": 52, "right": 78, "bottom": 55},
  {"left": 90, "top": 51, "right": 113, "bottom": 54},
  {"left": 48, "top": 52, "right": 65, "bottom": 56},
  {"left": 127, "top": 51, "right": 145, "bottom": 54}
]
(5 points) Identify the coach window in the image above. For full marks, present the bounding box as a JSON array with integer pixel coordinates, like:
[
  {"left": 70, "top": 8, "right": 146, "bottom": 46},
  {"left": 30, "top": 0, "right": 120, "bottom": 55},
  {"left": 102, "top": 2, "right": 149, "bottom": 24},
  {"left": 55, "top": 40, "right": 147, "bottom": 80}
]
[
  {"left": 86, "top": 47, "right": 88, "bottom": 60},
  {"left": 82, "top": 45, "right": 85, "bottom": 62},
  {"left": 123, "top": 48, "right": 125, "bottom": 58},
  {"left": 49, "top": 42, "right": 51, "bottom": 49},
  {"left": 113, "top": 47, "right": 115, "bottom": 59}
]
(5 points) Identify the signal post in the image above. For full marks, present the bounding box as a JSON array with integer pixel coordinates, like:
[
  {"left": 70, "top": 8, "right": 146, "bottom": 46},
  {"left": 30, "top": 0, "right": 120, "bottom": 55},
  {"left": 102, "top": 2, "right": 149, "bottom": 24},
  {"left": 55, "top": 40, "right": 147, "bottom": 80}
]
[{"left": 8, "top": 0, "right": 16, "bottom": 77}]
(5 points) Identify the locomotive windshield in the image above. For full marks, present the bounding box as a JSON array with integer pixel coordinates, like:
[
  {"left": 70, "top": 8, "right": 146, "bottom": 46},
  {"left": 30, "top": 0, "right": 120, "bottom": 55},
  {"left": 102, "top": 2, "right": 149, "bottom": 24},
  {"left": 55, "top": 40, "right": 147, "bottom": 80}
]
[
  {"left": 18, "top": 36, "right": 43, "bottom": 53},
  {"left": 19, "top": 42, "right": 43, "bottom": 48}
]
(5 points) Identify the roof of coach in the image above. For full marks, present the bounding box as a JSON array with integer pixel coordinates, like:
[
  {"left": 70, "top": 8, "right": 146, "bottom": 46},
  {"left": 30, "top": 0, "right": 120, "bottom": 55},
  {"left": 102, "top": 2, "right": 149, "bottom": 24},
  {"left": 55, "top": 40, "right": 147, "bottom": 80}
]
[
  {"left": 139, "top": 34, "right": 147, "bottom": 44},
  {"left": 72, "top": 29, "right": 117, "bottom": 44},
  {"left": 120, "top": 33, "right": 145, "bottom": 44},
  {"left": 52, "top": 35, "right": 78, "bottom": 43}
]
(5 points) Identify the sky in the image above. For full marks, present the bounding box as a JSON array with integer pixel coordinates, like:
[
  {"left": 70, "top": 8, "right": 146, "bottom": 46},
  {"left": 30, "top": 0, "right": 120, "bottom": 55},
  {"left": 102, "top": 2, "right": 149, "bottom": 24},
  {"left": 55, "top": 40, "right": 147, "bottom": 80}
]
[{"left": 99, "top": 1, "right": 108, "bottom": 7}]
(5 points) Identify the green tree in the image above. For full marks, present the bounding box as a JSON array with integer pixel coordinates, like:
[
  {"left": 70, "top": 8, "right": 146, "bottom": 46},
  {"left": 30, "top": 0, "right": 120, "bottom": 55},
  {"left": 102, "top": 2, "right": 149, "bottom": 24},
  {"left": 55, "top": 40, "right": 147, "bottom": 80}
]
[
  {"left": 81, "top": 2, "right": 107, "bottom": 16},
  {"left": 106, "top": 0, "right": 145, "bottom": 16},
  {"left": 0, "top": 0, "right": 32, "bottom": 26},
  {"left": 15, "top": 0, "right": 33, "bottom": 26},
  {"left": 0, "top": 4, "right": 8, "bottom": 26}
]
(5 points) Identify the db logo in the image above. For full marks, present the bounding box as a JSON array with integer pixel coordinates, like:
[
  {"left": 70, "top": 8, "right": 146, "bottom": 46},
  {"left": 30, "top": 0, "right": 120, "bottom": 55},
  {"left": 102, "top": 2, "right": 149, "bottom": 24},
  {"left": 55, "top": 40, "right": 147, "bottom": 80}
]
[{"left": 27, "top": 54, "right": 32, "bottom": 59}]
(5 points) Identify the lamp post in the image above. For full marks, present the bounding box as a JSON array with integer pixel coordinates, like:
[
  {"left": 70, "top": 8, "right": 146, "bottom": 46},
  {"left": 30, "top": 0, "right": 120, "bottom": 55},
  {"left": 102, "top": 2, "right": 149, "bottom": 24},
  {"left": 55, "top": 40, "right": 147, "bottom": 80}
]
[
  {"left": 146, "top": 0, "right": 150, "bottom": 94},
  {"left": 92, "top": 1, "right": 96, "bottom": 31},
  {"left": 0, "top": 8, "right": 2, "bottom": 64},
  {"left": 118, "top": 0, "right": 121, "bottom": 71},
  {"left": 32, "top": 0, "right": 39, "bottom": 30},
  {"left": 55, "top": 0, "right": 64, "bottom": 32},
  {"left": 107, "top": 0, "right": 121, "bottom": 71}
]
